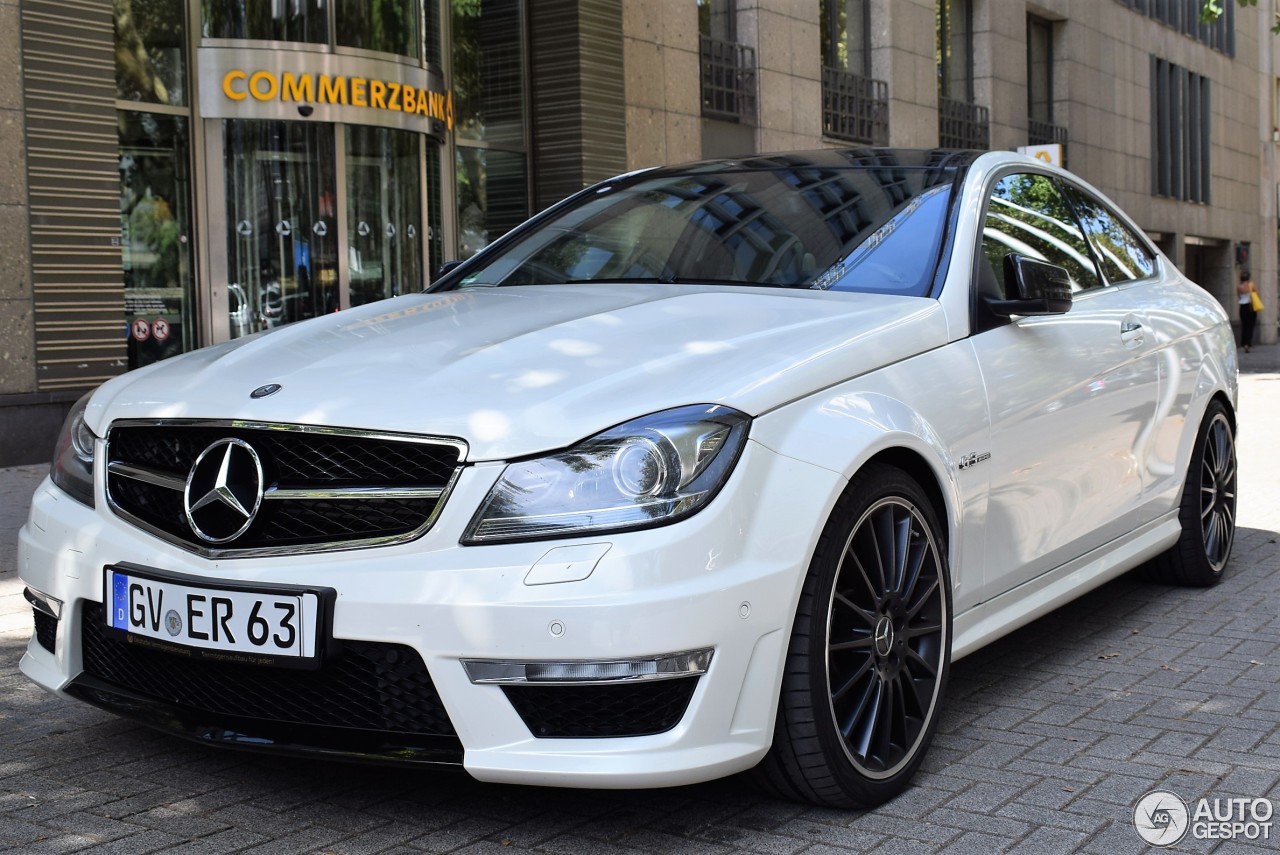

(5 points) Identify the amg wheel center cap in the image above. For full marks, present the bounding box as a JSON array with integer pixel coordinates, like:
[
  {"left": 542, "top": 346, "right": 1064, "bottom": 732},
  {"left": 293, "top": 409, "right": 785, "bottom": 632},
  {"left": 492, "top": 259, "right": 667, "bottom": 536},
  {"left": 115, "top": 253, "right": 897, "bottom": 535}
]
[
  {"left": 184, "top": 438, "right": 265, "bottom": 543},
  {"left": 874, "top": 615, "right": 896, "bottom": 657}
]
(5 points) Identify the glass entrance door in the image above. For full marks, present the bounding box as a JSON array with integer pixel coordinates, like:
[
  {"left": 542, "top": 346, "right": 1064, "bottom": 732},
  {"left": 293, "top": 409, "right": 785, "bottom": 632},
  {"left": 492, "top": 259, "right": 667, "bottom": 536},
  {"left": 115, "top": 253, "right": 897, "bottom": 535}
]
[
  {"left": 345, "top": 126, "right": 423, "bottom": 307},
  {"left": 211, "top": 119, "right": 438, "bottom": 342},
  {"left": 223, "top": 120, "right": 338, "bottom": 339}
]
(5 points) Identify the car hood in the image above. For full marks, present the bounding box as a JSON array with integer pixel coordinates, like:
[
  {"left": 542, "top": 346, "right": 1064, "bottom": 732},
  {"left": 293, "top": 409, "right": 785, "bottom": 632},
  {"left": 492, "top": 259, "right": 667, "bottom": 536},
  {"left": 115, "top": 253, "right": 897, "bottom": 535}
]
[{"left": 89, "top": 284, "right": 947, "bottom": 460}]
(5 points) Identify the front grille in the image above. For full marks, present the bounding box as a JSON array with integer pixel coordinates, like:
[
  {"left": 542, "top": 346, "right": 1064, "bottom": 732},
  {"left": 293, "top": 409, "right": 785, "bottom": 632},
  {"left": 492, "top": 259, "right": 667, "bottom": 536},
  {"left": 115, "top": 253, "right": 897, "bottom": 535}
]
[
  {"left": 79, "top": 602, "right": 457, "bottom": 738},
  {"left": 33, "top": 609, "right": 57, "bottom": 653},
  {"left": 106, "top": 421, "right": 464, "bottom": 555},
  {"left": 502, "top": 678, "right": 700, "bottom": 738}
]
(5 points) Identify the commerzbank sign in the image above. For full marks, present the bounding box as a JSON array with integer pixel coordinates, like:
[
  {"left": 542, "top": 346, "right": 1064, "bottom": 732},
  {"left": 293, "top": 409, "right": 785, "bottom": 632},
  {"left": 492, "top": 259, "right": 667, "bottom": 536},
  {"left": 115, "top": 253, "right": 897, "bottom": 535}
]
[{"left": 197, "top": 47, "right": 452, "bottom": 136}]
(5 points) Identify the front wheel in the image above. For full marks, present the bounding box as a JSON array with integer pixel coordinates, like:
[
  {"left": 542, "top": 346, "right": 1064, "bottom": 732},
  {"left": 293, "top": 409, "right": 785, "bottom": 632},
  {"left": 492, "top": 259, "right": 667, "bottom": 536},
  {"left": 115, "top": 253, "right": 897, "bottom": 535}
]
[
  {"left": 1147, "top": 401, "right": 1236, "bottom": 587},
  {"left": 756, "top": 464, "right": 951, "bottom": 808}
]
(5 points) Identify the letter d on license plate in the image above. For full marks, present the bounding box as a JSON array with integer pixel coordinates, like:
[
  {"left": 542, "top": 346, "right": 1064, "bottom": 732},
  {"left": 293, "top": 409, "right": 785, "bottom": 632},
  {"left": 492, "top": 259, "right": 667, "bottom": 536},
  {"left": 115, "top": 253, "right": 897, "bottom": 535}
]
[{"left": 104, "top": 565, "right": 323, "bottom": 666}]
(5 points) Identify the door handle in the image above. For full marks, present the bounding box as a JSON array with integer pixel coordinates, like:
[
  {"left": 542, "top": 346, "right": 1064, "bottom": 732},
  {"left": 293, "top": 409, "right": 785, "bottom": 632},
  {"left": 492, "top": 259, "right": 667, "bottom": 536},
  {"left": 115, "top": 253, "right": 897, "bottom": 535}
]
[{"left": 1120, "top": 318, "right": 1145, "bottom": 347}]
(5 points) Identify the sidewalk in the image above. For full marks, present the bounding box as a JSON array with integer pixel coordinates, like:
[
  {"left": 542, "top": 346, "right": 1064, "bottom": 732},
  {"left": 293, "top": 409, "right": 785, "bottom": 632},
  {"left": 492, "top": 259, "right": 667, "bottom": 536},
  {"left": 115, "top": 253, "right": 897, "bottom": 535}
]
[
  {"left": 1238, "top": 339, "right": 1280, "bottom": 374},
  {"left": 0, "top": 463, "right": 48, "bottom": 637}
]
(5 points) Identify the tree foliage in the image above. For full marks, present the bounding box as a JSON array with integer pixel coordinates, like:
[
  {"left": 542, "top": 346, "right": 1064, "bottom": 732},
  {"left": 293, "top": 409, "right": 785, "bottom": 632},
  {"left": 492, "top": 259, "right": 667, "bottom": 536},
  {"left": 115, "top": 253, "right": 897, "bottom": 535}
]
[{"left": 1201, "top": 0, "right": 1280, "bottom": 33}]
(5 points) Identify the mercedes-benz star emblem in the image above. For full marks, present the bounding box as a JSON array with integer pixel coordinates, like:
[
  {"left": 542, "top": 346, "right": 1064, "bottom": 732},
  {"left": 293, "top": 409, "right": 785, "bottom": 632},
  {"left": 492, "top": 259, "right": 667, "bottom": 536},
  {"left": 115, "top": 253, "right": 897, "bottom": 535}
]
[
  {"left": 184, "top": 438, "right": 265, "bottom": 543},
  {"left": 250, "top": 383, "right": 282, "bottom": 399}
]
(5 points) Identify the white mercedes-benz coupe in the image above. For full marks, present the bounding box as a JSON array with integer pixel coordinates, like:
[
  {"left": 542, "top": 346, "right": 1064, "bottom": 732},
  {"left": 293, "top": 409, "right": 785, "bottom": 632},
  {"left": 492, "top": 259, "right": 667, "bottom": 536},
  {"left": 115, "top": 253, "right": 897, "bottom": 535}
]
[{"left": 19, "top": 149, "right": 1237, "bottom": 808}]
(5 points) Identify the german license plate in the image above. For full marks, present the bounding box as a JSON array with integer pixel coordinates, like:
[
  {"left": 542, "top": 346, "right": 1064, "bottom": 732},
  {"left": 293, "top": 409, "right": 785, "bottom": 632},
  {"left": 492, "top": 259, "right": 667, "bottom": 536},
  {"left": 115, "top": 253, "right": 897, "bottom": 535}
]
[{"left": 104, "top": 566, "right": 322, "bottom": 665}]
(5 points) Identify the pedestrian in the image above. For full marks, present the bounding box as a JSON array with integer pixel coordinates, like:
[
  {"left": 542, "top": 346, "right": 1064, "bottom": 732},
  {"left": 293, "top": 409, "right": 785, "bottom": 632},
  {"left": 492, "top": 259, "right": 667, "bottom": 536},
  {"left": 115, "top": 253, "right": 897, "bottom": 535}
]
[{"left": 1238, "top": 269, "right": 1260, "bottom": 352}]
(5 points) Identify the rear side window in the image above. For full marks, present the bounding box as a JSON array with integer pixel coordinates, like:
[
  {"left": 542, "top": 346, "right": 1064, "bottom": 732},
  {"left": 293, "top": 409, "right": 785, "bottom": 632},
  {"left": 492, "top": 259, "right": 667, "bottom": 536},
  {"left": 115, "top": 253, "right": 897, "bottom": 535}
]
[
  {"left": 1063, "top": 185, "right": 1156, "bottom": 284},
  {"left": 981, "top": 173, "right": 1101, "bottom": 295}
]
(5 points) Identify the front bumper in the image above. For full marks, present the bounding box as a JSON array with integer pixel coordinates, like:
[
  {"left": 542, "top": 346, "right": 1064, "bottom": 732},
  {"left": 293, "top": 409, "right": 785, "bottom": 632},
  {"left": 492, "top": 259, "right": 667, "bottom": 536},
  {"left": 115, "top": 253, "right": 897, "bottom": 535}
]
[{"left": 18, "top": 439, "right": 843, "bottom": 789}]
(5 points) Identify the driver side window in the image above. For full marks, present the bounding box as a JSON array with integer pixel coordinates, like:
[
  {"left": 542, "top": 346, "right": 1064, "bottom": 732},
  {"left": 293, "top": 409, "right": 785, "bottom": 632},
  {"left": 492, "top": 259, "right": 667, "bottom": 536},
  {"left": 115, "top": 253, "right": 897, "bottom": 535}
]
[{"left": 981, "top": 173, "right": 1101, "bottom": 297}]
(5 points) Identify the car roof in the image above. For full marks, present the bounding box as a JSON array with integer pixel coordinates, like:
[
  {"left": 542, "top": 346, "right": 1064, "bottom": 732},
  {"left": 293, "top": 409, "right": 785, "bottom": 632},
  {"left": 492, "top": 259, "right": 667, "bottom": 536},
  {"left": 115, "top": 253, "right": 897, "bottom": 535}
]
[{"left": 631, "top": 147, "right": 986, "bottom": 180}]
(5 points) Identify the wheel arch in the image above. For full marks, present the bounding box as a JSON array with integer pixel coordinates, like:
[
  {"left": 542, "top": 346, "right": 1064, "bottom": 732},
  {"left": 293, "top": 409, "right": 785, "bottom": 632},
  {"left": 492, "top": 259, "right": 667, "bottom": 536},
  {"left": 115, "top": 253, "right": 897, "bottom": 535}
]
[
  {"left": 857, "top": 446, "right": 951, "bottom": 552},
  {"left": 1171, "top": 363, "right": 1239, "bottom": 491},
  {"left": 751, "top": 388, "right": 971, "bottom": 579}
]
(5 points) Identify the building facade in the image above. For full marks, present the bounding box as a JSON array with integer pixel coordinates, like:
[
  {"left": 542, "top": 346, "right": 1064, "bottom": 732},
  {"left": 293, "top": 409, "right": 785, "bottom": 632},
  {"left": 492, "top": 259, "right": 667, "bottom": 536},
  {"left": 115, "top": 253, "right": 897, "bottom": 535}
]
[{"left": 0, "top": 0, "right": 1275, "bottom": 465}]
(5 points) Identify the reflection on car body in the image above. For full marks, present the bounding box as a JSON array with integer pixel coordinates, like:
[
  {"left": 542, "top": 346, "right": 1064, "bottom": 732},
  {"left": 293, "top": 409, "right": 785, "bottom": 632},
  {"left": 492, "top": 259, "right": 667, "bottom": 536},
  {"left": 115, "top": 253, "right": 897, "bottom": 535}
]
[{"left": 20, "top": 148, "right": 1237, "bottom": 809}]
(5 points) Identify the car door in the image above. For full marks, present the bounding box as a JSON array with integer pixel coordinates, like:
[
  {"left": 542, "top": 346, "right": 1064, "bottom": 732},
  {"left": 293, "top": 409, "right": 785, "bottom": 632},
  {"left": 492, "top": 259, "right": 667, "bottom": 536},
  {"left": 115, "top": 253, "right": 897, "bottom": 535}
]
[
  {"left": 1060, "top": 182, "right": 1193, "bottom": 524},
  {"left": 968, "top": 172, "right": 1161, "bottom": 602}
]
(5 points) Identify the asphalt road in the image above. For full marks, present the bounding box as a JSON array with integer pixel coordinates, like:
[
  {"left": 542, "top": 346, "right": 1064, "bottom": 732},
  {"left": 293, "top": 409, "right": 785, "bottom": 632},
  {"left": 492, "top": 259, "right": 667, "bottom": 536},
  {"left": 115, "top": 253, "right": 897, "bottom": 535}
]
[{"left": 1, "top": 349, "right": 1278, "bottom": 854}]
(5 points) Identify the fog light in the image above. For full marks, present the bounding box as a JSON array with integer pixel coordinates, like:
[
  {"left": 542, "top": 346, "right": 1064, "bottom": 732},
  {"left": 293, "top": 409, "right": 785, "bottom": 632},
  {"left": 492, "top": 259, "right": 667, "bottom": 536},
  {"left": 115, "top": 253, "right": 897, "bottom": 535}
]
[{"left": 462, "top": 648, "right": 713, "bottom": 685}]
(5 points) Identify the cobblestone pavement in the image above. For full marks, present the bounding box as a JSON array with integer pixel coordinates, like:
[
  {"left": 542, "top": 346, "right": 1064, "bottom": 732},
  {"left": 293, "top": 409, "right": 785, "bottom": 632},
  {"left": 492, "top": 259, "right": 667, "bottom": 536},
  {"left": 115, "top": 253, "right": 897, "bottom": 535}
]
[{"left": 2, "top": 349, "right": 1279, "bottom": 854}]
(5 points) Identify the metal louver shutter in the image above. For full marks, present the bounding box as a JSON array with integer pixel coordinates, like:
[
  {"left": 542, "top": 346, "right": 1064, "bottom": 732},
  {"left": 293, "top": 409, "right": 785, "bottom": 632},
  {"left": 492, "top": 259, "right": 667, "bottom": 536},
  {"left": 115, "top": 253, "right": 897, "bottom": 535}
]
[
  {"left": 529, "top": 0, "right": 626, "bottom": 213},
  {"left": 21, "top": 0, "right": 126, "bottom": 391}
]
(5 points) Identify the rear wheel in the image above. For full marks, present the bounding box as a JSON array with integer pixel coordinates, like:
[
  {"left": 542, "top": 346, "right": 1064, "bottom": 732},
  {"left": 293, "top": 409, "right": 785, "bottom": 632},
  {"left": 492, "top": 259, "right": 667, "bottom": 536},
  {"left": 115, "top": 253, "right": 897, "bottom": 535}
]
[
  {"left": 1147, "top": 401, "right": 1236, "bottom": 587},
  {"left": 756, "top": 464, "right": 951, "bottom": 808}
]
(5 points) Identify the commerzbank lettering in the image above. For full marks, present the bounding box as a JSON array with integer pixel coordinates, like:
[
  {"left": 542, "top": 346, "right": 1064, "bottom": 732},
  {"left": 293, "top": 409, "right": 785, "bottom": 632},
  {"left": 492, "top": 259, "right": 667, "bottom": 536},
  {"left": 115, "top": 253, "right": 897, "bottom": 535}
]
[{"left": 221, "top": 70, "right": 454, "bottom": 129}]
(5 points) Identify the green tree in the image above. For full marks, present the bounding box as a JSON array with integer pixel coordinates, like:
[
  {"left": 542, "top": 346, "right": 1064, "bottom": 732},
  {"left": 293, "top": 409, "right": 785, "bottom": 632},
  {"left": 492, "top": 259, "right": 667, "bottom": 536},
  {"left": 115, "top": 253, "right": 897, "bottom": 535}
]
[{"left": 1201, "top": 0, "right": 1280, "bottom": 33}]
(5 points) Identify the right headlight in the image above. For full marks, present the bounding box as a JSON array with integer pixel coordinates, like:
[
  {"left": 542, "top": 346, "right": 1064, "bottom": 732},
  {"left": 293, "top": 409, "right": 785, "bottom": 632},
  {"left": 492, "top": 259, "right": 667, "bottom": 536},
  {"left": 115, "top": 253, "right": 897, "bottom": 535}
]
[
  {"left": 463, "top": 404, "right": 751, "bottom": 544},
  {"left": 50, "top": 391, "right": 97, "bottom": 507}
]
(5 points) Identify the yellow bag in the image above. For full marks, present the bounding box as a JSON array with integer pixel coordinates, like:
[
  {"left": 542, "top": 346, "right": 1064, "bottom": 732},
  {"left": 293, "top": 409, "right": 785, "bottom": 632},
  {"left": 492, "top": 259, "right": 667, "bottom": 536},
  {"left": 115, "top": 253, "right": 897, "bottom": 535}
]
[{"left": 1251, "top": 288, "right": 1265, "bottom": 313}]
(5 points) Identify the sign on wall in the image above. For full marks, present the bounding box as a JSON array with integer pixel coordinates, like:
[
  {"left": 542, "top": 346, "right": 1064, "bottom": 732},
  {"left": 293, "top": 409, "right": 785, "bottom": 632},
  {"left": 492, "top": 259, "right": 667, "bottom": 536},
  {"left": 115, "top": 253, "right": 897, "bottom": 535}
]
[
  {"left": 1017, "top": 143, "right": 1063, "bottom": 167},
  {"left": 198, "top": 47, "right": 452, "bottom": 137}
]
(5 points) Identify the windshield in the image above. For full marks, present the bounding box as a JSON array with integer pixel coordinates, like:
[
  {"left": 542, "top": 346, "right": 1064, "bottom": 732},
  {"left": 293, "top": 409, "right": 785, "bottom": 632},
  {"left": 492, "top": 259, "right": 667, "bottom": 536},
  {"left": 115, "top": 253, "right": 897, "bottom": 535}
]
[{"left": 453, "top": 162, "right": 958, "bottom": 296}]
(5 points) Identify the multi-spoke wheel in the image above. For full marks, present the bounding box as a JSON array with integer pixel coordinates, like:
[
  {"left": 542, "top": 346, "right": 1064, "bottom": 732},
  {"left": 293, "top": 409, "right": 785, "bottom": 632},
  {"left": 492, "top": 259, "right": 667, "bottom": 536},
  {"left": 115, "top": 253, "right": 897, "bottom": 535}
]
[
  {"left": 1147, "top": 401, "right": 1236, "bottom": 587},
  {"left": 757, "top": 464, "right": 951, "bottom": 808}
]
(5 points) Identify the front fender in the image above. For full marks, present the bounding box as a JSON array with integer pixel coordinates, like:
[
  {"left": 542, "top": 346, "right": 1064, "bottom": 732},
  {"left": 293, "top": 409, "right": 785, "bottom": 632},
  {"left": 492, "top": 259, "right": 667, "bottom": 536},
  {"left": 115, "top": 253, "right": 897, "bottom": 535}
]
[{"left": 749, "top": 345, "right": 990, "bottom": 612}]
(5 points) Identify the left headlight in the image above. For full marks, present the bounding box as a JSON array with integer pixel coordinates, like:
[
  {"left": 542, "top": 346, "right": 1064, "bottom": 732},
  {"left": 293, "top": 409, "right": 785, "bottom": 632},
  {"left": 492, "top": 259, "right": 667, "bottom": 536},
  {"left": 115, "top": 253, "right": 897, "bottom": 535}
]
[
  {"left": 51, "top": 391, "right": 97, "bottom": 507},
  {"left": 463, "top": 404, "right": 751, "bottom": 544}
]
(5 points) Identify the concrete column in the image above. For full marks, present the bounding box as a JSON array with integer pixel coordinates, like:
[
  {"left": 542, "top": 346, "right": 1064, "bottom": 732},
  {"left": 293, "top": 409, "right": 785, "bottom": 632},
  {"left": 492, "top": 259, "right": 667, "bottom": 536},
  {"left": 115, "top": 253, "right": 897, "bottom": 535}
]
[
  {"left": 874, "top": 0, "right": 938, "bottom": 148},
  {"left": 0, "top": 0, "right": 35, "bottom": 396}
]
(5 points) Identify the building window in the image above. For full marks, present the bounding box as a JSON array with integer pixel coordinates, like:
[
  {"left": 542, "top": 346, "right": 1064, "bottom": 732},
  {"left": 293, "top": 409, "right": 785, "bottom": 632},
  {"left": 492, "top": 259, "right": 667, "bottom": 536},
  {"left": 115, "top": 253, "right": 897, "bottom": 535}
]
[
  {"left": 820, "top": 0, "right": 887, "bottom": 145},
  {"left": 115, "top": 0, "right": 195, "bottom": 370},
  {"left": 937, "top": 0, "right": 972, "bottom": 103},
  {"left": 201, "top": 0, "right": 328, "bottom": 43},
  {"left": 335, "top": 0, "right": 420, "bottom": 59},
  {"left": 203, "top": 0, "right": 438, "bottom": 61},
  {"left": 823, "top": 0, "right": 869, "bottom": 76},
  {"left": 423, "top": 0, "right": 442, "bottom": 67},
  {"left": 119, "top": 112, "right": 196, "bottom": 368},
  {"left": 115, "top": 0, "right": 188, "bottom": 105},
  {"left": 1152, "top": 57, "right": 1210, "bottom": 203},
  {"left": 937, "top": 0, "right": 987, "bottom": 149},
  {"left": 453, "top": 0, "right": 529, "bottom": 258},
  {"left": 698, "top": 0, "right": 756, "bottom": 124},
  {"left": 1115, "top": 0, "right": 1234, "bottom": 56},
  {"left": 1026, "top": 15, "right": 1066, "bottom": 150}
]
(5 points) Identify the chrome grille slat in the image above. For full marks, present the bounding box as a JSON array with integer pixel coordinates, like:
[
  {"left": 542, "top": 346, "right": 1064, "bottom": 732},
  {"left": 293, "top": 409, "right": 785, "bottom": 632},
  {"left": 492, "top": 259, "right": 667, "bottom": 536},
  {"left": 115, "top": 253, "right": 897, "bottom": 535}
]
[
  {"left": 105, "top": 421, "right": 466, "bottom": 558},
  {"left": 107, "top": 461, "right": 186, "bottom": 491},
  {"left": 263, "top": 486, "right": 446, "bottom": 500}
]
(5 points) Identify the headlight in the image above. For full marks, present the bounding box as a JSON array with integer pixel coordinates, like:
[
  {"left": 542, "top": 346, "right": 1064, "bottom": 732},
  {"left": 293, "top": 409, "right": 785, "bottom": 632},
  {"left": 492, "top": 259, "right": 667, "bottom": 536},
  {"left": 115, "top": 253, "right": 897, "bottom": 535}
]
[
  {"left": 463, "top": 404, "right": 750, "bottom": 543},
  {"left": 51, "top": 391, "right": 97, "bottom": 507}
]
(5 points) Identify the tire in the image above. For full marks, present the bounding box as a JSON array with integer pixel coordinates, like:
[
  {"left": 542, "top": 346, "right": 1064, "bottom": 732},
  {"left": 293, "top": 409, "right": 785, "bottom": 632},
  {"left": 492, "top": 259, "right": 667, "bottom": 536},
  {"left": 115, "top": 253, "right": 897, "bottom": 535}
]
[
  {"left": 756, "top": 463, "right": 952, "bottom": 808},
  {"left": 1147, "top": 400, "right": 1237, "bottom": 587}
]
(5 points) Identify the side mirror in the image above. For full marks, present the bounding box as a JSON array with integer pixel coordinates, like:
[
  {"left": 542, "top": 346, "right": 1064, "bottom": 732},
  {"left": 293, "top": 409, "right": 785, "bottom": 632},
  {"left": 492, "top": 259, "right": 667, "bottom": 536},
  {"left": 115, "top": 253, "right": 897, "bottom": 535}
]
[
  {"left": 984, "top": 254, "right": 1073, "bottom": 317},
  {"left": 436, "top": 260, "right": 465, "bottom": 278}
]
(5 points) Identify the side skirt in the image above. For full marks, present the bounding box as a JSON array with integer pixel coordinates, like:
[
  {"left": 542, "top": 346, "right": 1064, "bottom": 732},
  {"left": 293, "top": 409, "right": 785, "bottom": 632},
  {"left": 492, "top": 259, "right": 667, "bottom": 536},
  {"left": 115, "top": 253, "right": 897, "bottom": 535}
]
[{"left": 952, "top": 512, "right": 1181, "bottom": 660}]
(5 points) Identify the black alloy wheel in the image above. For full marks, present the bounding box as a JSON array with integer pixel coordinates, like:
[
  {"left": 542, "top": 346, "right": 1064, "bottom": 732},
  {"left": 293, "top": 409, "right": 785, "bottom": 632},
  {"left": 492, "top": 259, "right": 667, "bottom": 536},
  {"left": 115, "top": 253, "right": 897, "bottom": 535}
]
[
  {"left": 1198, "top": 410, "right": 1236, "bottom": 573},
  {"left": 757, "top": 463, "right": 951, "bottom": 808},
  {"left": 1148, "top": 400, "right": 1236, "bottom": 587}
]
